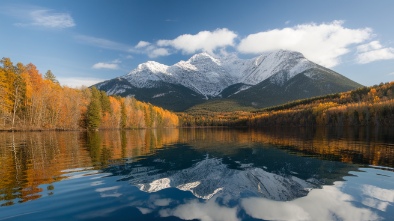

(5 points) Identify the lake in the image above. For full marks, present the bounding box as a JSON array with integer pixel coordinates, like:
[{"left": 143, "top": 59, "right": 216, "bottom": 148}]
[{"left": 0, "top": 127, "right": 393, "bottom": 221}]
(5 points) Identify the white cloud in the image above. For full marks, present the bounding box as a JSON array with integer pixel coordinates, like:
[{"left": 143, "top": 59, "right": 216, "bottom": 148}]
[
  {"left": 29, "top": 9, "right": 75, "bottom": 28},
  {"left": 157, "top": 28, "right": 237, "bottom": 54},
  {"left": 2, "top": 5, "right": 75, "bottom": 29},
  {"left": 238, "top": 20, "right": 372, "bottom": 67},
  {"left": 92, "top": 62, "right": 119, "bottom": 70},
  {"left": 58, "top": 77, "right": 105, "bottom": 88},
  {"left": 75, "top": 35, "right": 134, "bottom": 52},
  {"left": 357, "top": 41, "right": 382, "bottom": 53},
  {"left": 112, "top": 59, "right": 122, "bottom": 64},
  {"left": 388, "top": 72, "right": 394, "bottom": 76},
  {"left": 356, "top": 48, "right": 394, "bottom": 64},
  {"left": 135, "top": 41, "right": 151, "bottom": 48},
  {"left": 148, "top": 48, "right": 170, "bottom": 58},
  {"left": 356, "top": 41, "right": 394, "bottom": 64}
]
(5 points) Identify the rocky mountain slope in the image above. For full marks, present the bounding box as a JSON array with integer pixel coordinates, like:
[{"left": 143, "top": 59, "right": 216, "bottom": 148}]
[{"left": 94, "top": 50, "right": 362, "bottom": 111}]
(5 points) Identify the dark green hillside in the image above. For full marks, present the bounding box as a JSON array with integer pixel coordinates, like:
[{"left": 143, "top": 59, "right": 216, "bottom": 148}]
[
  {"left": 186, "top": 99, "right": 256, "bottom": 113},
  {"left": 219, "top": 83, "right": 252, "bottom": 98},
  {"left": 186, "top": 67, "right": 362, "bottom": 113},
  {"left": 231, "top": 67, "right": 363, "bottom": 109},
  {"left": 95, "top": 78, "right": 207, "bottom": 112}
]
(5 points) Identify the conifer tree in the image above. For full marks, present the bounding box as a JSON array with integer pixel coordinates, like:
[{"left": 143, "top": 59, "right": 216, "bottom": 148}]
[
  {"left": 44, "top": 70, "right": 59, "bottom": 84},
  {"left": 86, "top": 87, "right": 102, "bottom": 130},
  {"left": 120, "top": 100, "right": 127, "bottom": 129},
  {"left": 86, "top": 98, "right": 101, "bottom": 129},
  {"left": 100, "top": 91, "right": 111, "bottom": 114}
]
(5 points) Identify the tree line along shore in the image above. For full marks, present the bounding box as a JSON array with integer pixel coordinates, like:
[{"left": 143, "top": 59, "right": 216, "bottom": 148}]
[
  {"left": 0, "top": 58, "right": 178, "bottom": 131},
  {"left": 1, "top": 57, "right": 393, "bottom": 131}
]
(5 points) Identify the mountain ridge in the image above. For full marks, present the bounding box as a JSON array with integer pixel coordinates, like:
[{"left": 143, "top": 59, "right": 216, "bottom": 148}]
[{"left": 94, "top": 50, "right": 362, "bottom": 111}]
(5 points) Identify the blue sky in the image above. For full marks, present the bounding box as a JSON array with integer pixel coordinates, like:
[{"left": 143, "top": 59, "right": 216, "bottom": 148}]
[{"left": 1, "top": 0, "right": 394, "bottom": 87}]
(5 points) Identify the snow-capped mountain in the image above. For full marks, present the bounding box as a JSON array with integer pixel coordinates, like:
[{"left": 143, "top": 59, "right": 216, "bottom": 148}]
[
  {"left": 119, "top": 50, "right": 314, "bottom": 97},
  {"left": 127, "top": 158, "right": 314, "bottom": 201},
  {"left": 94, "top": 50, "right": 362, "bottom": 111}
]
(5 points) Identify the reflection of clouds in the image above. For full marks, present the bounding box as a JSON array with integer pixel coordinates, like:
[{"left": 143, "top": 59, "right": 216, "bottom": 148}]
[
  {"left": 154, "top": 198, "right": 172, "bottom": 206},
  {"left": 137, "top": 207, "right": 152, "bottom": 214},
  {"left": 362, "top": 198, "right": 389, "bottom": 211},
  {"left": 159, "top": 198, "right": 239, "bottom": 221},
  {"left": 77, "top": 205, "right": 130, "bottom": 219},
  {"left": 90, "top": 173, "right": 112, "bottom": 179},
  {"left": 361, "top": 184, "right": 394, "bottom": 212},
  {"left": 90, "top": 180, "right": 104, "bottom": 186},
  {"left": 95, "top": 186, "right": 122, "bottom": 198},
  {"left": 242, "top": 183, "right": 379, "bottom": 221},
  {"left": 65, "top": 170, "right": 100, "bottom": 180},
  {"left": 129, "top": 194, "right": 175, "bottom": 215},
  {"left": 242, "top": 198, "right": 309, "bottom": 221},
  {"left": 61, "top": 167, "right": 94, "bottom": 172},
  {"left": 362, "top": 185, "right": 394, "bottom": 202}
]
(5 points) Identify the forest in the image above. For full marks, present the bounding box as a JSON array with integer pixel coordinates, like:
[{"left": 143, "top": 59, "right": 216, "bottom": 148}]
[
  {"left": 180, "top": 81, "right": 394, "bottom": 127},
  {"left": 0, "top": 58, "right": 179, "bottom": 130},
  {"left": 2, "top": 57, "right": 393, "bottom": 130}
]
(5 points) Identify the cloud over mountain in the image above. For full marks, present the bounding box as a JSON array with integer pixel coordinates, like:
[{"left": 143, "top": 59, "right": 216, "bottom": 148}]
[
  {"left": 157, "top": 28, "right": 237, "bottom": 54},
  {"left": 237, "top": 21, "right": 371, "bottom": 67}
]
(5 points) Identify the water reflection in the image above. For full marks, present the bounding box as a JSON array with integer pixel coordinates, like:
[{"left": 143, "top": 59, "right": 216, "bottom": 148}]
[
  {"left": 0, "top": 132, "right": 91, "bottom": 206},
  {"left": 0, "top": 128, "right": 393, "bottom": 221},
  {"left": 241, "top": 183, "right": 379, "bottom": 221}
]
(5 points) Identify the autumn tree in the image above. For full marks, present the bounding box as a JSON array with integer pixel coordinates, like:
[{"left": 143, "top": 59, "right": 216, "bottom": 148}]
[{"left": 0, "top": 57, "right": 180, "bottom": 130}]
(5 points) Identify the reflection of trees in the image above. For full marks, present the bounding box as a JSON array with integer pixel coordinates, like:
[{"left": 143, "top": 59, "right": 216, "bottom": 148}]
[
  {"left": 85, "top": 129, "right": 180, "bottom": 169},
  {"left": 178, "top": 127, "right": 394, "bottom": 168},
  {"left": 86, "top": 131, "right": 103, "bottom": 167},
  {"left": 0, "top": 132, "right": 91, "bottom": 206},
  {"left": 99, "top": 128, "right": 392, "bottom": 186},
  {"left": 1, "top": 128, "right": 392, "bottom": 206}
]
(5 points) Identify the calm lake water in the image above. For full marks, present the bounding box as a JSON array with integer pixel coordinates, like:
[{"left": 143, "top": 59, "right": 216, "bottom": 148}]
[{"left": 0, "top": 127, "right": 393, "bottom": 221}]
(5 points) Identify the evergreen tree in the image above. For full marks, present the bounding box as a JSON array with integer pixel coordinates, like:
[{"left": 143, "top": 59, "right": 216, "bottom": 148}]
[
  {"left": 120, "top": 100, "right": 127, "bottom": 129},
  {"left": 86, "top": 87, "right": 102, "bottom": 129},
  {"left": 86, "top": 98, "right": 101, "bottom": 129},
  {"left": 100, "top": 91, "right": 111, "bottom": 114},
  {"left": 44, "top": 70, "right": 59, "bottom": 84}
]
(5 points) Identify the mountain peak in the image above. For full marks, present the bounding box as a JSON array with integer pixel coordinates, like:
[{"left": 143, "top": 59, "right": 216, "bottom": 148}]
[
  {"left": 96, "top": 50, "right": 361, "bottom": 111},
  {"left": 258, "top": 49, "right": 305, "bottom": 61},
  {"left": 136, "top": 61, "right": 169, "bottom": 74},
  {"left": 188, "top": 52, "right": 220, "bottom": 65}
]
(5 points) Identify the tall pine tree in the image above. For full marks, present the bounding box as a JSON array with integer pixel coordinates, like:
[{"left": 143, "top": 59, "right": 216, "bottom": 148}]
[
  {"left": 86, "top": 87, "right": 102, "bottom": 130},
  {"left": 44, "top": 70, "right": 59, "bottom": 84},
  {"left": 120, "top": 100, "right": 127, "bottom": 129}
]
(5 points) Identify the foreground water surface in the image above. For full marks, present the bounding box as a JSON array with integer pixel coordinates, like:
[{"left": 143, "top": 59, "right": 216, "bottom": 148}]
[{"left": 0, "top": 127, "right": 393, "bottom": 221}]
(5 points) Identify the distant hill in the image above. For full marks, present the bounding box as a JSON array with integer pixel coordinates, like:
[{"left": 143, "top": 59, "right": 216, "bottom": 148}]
[{"left": 178, "top": 81, "right": 394, "bottom": 128}]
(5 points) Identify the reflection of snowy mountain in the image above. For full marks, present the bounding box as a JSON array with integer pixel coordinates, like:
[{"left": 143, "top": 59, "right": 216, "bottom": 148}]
[{"left": 127, "top": 158, "right": 314, "bottom": 200}]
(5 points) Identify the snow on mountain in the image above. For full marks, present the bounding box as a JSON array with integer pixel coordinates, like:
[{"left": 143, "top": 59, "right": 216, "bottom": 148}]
[
  {"left": 122, "top": 50, "right": 317, "bottom": 97},
  {"left": 125, "top": 61, "right": 172, "bottom": 88},
  {"left": 129, "top": 158, "right": 314, "bottom": 201},
  {"left": 240, "top": 50, "right": 316, "bottom": 85}
]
